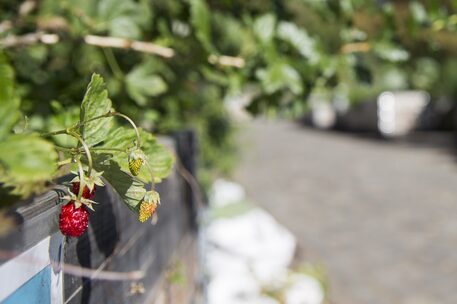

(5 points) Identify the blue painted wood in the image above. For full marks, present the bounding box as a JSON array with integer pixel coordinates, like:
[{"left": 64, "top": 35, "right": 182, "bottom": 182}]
[{"left": 2, "top": 266, "right": 51, "bottom": 304}]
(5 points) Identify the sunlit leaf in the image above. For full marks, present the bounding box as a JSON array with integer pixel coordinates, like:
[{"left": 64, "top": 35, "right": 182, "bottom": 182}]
[
  {"left": 100, "top": 126, "right": 174, "bottom": 183},
  {"left": 142, "top": 138, "right": 175, "bottom": 183},
  {"left": 0, "top": 134, "right": 58, "bottom": 184},
  {"left": 80, "top": 74, "right": 114, "bottom": 146},
  {"left": 92, "top": 153, "right": 146, "bottom": 212}
]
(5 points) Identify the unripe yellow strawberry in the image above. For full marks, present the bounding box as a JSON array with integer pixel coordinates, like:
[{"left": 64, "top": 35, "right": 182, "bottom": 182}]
[
  {"left": 138, "top": 190, "right": 160, "bottom": 223},
  {"left": 128, "top": 150, "right": 144, "bottom": 176}
]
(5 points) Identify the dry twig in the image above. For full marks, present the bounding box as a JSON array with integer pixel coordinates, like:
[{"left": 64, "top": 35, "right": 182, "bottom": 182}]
[
  {"left": 340, "top": 42, "right": 371, "bottom": 54},
  {"left": 0, "top": 31, "right": 245, "bottom": 67}
]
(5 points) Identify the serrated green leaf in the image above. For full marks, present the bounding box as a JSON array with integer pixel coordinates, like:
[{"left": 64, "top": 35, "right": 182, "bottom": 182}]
[
  {"left": 80, "top": 74, "right": 114, "bottom": 146},
  {"left": 126, "top": 65, "right": 168, "bottom": 106},
  {"left": 0, "top": 134, "right": 58, "bottom": 184},
  {"left": 100, "top": 126, "right": 174, "bottom": 183},
  {"left": 0, "top": 53, "right": 20, "bottom": 140},
  {"left": 99, "top": 125, "right": 144, "bottom": 150},
  {"left": 92, "top": 153, "right": 146, "bottom": 212},
  {"left": 143, "top": 139, "right": 174, "bottom": 183}
]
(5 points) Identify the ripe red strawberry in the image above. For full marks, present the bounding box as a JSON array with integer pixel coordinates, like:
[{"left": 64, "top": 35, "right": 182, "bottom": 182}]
[
  {"left": 59, "top": 201, "right": 89, "bottom": 237},
  {"left": 71, "top": 182, "right": 96, "bottom": 199}
]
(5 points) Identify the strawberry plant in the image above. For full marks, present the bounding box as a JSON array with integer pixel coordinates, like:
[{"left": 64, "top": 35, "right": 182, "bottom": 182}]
[
  {"left": 1, "top": 0, "right": 457, "bottom": 197},
  {"left": 0, "top": 55, "right": 173, "bottom": 236},
  {"left": 0, "top": 0, "right": 454, "bottom": 192}
]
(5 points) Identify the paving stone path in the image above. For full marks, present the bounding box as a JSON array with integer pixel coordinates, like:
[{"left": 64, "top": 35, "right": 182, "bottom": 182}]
[{"left": 234, "top": 119, "right": 457, "bottom": 304}]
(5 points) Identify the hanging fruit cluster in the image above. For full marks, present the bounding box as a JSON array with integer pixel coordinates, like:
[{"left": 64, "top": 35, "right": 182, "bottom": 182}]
[
  {"left": 0, "top": 70, "right": 174, "bottom": 237},
  {"left": 48, "top": 74, "right": 173, "bottom": 237}
]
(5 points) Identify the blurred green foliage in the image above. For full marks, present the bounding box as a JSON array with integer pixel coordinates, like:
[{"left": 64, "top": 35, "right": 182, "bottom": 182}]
[{"left": 1, "top": 0, "right": 457, "bottom": 192}]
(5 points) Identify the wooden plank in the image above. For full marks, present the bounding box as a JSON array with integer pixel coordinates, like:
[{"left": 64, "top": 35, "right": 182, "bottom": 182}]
[{"left": 0, "top": 185, "right": 66, "bottom": 257}]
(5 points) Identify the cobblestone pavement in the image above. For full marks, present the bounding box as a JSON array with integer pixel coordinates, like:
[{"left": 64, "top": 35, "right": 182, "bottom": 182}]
[{"left": 234, "top": 119, "right": 457, "bottom": 304}]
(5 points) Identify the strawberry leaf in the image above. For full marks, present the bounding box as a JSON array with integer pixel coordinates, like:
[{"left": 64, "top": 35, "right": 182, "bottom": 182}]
[
  {"left": 91, "top": 153, "right": 146, "bottom": 212},
  {"left": 100, "top": 126, "right": 174, "bottom": 183},
  {"left": 0, "top": 134, "right": 58, "bottom": 197},
  {"left": 80, "top": 74, "right": 114, "bottom": 146}
]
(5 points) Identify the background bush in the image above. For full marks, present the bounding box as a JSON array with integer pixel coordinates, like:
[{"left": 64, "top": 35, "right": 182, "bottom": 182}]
[{"left": 1, "top": 0, "right": 457, "bottom": 193}]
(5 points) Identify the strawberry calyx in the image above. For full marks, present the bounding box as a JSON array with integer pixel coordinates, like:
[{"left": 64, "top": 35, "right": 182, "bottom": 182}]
[
  {"left": 62, "top": 190, "right": 98, "bottom": 211},
  {"left": 72, "top": 182, "right": 96, "bottom": 199},
  {"left": 70, "top": 170, "right": 104, "bottom": 194}
]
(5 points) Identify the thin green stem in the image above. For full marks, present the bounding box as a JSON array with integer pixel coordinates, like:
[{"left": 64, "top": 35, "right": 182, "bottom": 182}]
[
  {"left": 90, "top": 147, "right": 126, "bottom": 153},
  {"left": 69, "top": 131, "right": 93, "bottom": 177},
  {"left": 41, "top": 111, "right": 140, "bottom": 150},
  {"left": 40, "top": 129, "right": 70, "bottom": 137},
  {"left": 57, "top": 158, "right": 73, "bottom": 166},
  {"left": 112, "top": 112, "right": 141, "bottom": 148},
  {"left": 55, "top": 146, "right": 75, "bottom": 152},
  {"left": 76, "top": 157, "right": 85, "bottom": 200},
  {"left": 43, "top": 111, "right": 115, "bottom": 136},
  {"left": 40, "top": 110, "right": 140, "bottom": 164},
  {"left": 41, "top": 112, "right": 114, "bottom": 138},
  {"left": 103, "top": 48, "right": 124, "bottom": 79},
  {"left": 81, "top": 112, "right": 114, "bottom": 124}
]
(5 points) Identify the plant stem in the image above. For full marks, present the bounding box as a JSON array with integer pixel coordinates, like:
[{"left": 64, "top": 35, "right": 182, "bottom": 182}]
[
  {"left": 57, "top": 158, "right": 73, "bottom": 166},
  {"left": 40, "top": 129, "right": 70, "bottom": 137},
  {"left": 40, "top": 110, "right": 140, "bottom": 151},
  {"left": 69, "top": 131, "right": 93, "bottom": 177},
  {"left": 90, "top": 147, "right": 126, "bottom": 153},
  {"left": 112, "top": 112, "right": 142, "bottom": 148},
  {"left": 76, "top": 157, "right": 85, "bottom": 200},
  {"left": 79, "top": 112, "right": 113, "bottom": 125},
  {"left": 40, "top": 112, "right": 113, "bottom": 138},
  {"left": 55, "top": 146, "right": 75, "bottom": 152},
  {"left": 103, "top": 48, "right": 124, "bottom": 80}
]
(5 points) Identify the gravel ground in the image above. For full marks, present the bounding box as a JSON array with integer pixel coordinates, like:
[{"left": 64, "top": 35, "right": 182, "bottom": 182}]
[{"left": 234, "top": 119, "right": 457, "bottom": 304}]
